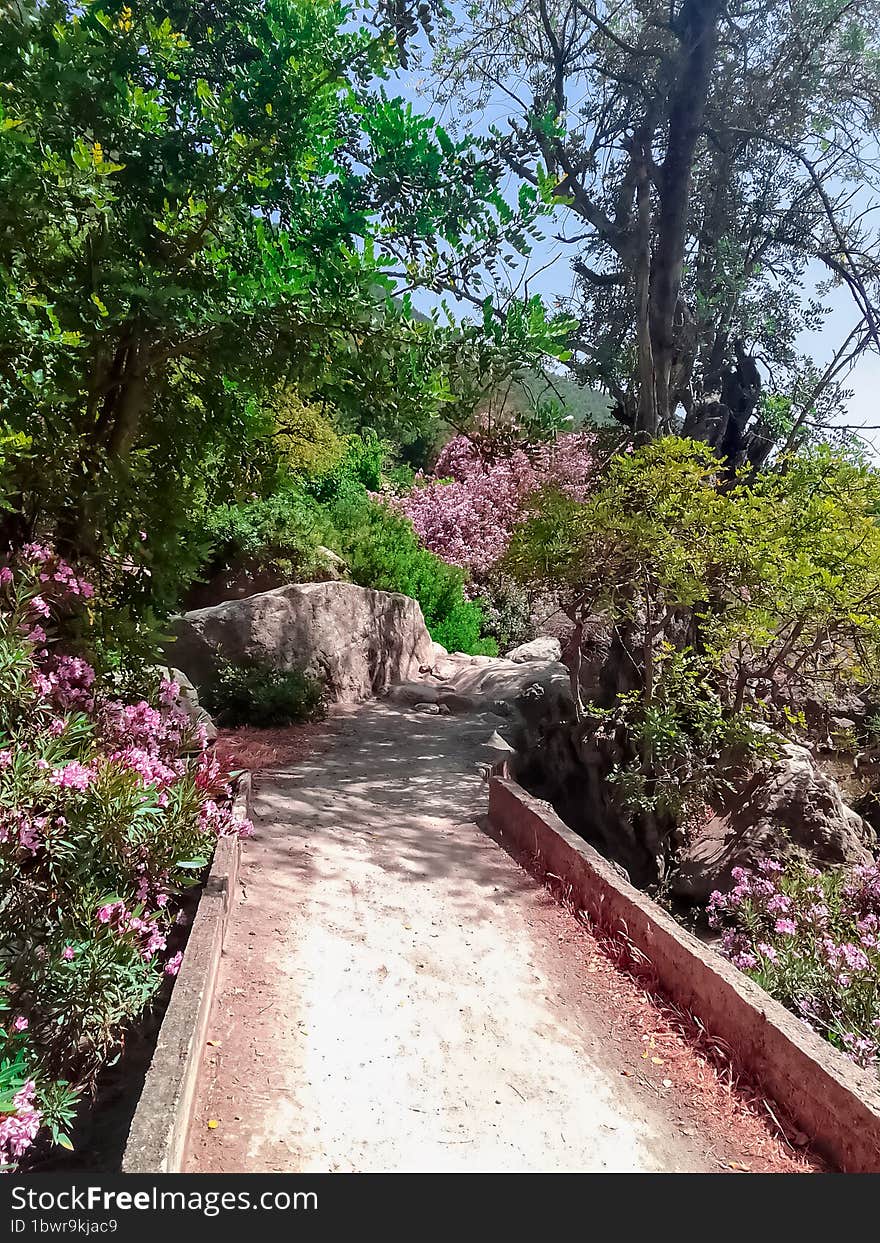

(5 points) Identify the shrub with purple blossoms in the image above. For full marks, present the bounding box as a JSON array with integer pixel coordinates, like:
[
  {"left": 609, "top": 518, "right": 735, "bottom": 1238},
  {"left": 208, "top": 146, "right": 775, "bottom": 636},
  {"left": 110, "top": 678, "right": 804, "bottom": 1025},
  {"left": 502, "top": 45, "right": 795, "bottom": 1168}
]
[
  {"left": 0, "top": 547, "right": 251, "bottom": 1168},
  {"left": 709, "top": 859, "right": 880, "bottom": 1070},
  {"left": 390, "top": 432, "right": 596, "bottom": 577}
]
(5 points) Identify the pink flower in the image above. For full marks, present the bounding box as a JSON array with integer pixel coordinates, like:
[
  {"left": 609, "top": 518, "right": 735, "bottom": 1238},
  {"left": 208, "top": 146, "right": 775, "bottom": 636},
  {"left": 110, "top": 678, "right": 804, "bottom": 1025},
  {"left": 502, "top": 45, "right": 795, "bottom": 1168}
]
[
  {"left": 12, "top": 1081, "right": 35, "bottom": 1111},
  {"left": 12, "top": 1016, "right": 28, "bottom": 1032},
  {"left": 22, "top": 542, "right": 51, "bottom": 564},
  {"left": 0, "top": 566, "right": 12, "bottom": 586},
  {"left": 0, "top": 751, "right": 12, "bottom": 769},
  {"left": 757, "top": 859, "right": 784, "bottom": 875},
  {"left": 731, "top": 950, "right": 758, "bottom": 971},
  {"left": 48, "top": 760, "right": 94, "bottom": 791},
  {"left": 767, "top": 893, "right": 791, "bottom": 915},
  {"left": 164, "top": 951, "right": 183, "bottom": 977},
  {"left": 0, "top": 1077, "right": 41, "bottom": 1165},
  {"left": 388, "top": 432, "right": 596, "bottom": 576},
  {"left": 108, "top": 745, "right": 179, "bottom": 790},
  {"left": 29, "top": 595, "right": 51, "bottom": 618},
  {"left": 17, "top": 819, "right": 41, "bottom": 852},
  {"left": 158, "top": 679, "right": 180, "bottom": 708},
  {"left": 774, "top": 918, "right": 797, "bottom": 935},
  {"left": 842, "top": 1033, "right": 875, "bottom": 1067},
  {"left": 61, "top": 946, "right": 75, "bottom": 962}
]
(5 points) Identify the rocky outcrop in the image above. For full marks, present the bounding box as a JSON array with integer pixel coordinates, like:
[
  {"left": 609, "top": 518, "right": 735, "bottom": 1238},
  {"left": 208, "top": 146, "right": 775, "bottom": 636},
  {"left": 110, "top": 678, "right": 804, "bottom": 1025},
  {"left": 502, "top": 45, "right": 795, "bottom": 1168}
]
[
  {"left": 672, "top": 740, "right": 875, "bottom": 901},
  {"left": 167, "top": 581, "right": 434, "bottom": 703},
  {"left": 387, "top": 650, "right": 575, "bottom": 722},
  {"left": 505, "top": 636, "right": 562, "bottom": 664}
]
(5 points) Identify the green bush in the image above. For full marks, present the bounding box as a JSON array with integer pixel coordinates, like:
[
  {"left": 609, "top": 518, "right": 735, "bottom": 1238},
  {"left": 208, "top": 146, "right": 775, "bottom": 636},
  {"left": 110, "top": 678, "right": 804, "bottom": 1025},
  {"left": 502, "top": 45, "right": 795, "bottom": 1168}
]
[
  {"left": 199, "top": 434, "right": 390, "bottom": 581},
  {"left": 200, "top": 477, "right": 325, "bottom": 582},
  {"left": 478, "top": 574, "right": 535, "bottom": 651},
  {"left": 306, "top": 431, "right": 387, "bottom": 503},
  {"left": 204, "top": 661, "right": 325, "bottom": 728},
  {"left": 431, "top": 600, "right": 499, "bottom": 657},
  {"left": 198, "top": 440, "right": 499, "bottom": 656},
  {"left": 320, "top": 494, "right": 497, "bottom": 654}
]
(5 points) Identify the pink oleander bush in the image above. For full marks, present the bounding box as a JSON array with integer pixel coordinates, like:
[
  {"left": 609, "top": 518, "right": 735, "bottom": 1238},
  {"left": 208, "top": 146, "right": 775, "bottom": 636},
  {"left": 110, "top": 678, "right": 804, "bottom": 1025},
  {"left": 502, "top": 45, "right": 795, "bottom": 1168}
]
[
  {"left": 709, "top": 858, "right": 880, "bottom": 1070},
  {"left": 0, "top": 545, "right": 252, "bottom": 1169},
  {"left": 390, "top": 432, "right": 596, "bottom": 577}
]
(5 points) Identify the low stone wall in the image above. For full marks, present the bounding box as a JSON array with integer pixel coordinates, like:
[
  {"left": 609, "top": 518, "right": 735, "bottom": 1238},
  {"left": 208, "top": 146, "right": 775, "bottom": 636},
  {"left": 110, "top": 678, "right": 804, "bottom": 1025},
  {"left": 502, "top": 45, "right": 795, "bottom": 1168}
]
[
  {"left": 121, "top": 775, "right": 249, "bottom": 1173},
  {"left": 489, "top": 775, "right": 880, "bottom": 1173}
]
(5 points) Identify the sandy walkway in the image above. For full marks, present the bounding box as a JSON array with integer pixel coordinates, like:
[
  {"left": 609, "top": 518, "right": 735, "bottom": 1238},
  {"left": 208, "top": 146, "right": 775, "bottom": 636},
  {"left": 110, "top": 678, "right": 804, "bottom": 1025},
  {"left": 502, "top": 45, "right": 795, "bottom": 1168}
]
[{"left": 184, "top": 702, "right": 738, "bottom": 1173}]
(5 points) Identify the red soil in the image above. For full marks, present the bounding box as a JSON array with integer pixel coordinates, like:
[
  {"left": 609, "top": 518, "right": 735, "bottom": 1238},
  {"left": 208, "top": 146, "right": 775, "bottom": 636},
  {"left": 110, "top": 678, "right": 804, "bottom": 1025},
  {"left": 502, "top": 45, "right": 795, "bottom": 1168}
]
[{"left": 505, "top": 848, "right": 825, "bottom": 1173}]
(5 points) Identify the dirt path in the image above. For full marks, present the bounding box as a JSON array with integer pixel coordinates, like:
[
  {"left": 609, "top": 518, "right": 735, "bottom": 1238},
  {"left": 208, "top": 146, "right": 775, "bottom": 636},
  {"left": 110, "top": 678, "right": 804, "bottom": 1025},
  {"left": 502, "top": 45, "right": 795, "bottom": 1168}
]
[{"left": 185, "top": 703, "right": 799, "bottom": 1173}]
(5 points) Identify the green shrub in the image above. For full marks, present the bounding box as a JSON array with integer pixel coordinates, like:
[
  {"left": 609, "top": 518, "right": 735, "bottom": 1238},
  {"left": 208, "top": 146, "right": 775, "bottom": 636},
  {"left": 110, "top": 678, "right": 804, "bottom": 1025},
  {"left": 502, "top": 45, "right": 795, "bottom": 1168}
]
[
  {"left": 479, "top": 574, "right": 535, "bottom": 651},
  {"left": 204, "top": 661, "right": 325, "bottom": 728},
  {"left": 304, "top": 430, "right": 388, "bottom": 503},
  {"left": 200, "top": 478, "right": 325, "bottom": 581},
  {"left": 431, "top": 600, "right": 499, "bottom": 657},
  {"left": 271, "top": 389, "right": 347, "bottom": 481},
  {"left": 320, "top": 494, "right": 496, "bottom": 654}
]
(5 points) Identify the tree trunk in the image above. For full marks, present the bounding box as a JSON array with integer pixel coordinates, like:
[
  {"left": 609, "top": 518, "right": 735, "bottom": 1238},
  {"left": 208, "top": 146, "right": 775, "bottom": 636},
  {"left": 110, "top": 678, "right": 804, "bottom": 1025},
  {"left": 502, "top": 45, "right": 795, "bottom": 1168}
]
[
  {"left": 634, "top": 145, "right": 657, "bottom": 436},
  {"left": 649, "top": 0, "right": 723, "bottom": 426},
  {"left": 56, "top": 332, "right": 151, "bottom": 560}
]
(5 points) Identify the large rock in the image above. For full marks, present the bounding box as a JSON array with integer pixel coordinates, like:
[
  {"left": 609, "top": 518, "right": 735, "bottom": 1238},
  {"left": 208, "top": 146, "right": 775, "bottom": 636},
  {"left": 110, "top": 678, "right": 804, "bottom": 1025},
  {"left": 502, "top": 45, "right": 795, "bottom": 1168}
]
[
  {"left": 505, "top": 636, "right": 562, "bottom": 664},
  {"left": 167, "top": 582, "right": 434, "bottom": 703},
  {"left": 387, "top": 651, "right": 575, "bottom": 720},
  {"left": 673, "top": 740, "right": 875, "bottom": 901}
]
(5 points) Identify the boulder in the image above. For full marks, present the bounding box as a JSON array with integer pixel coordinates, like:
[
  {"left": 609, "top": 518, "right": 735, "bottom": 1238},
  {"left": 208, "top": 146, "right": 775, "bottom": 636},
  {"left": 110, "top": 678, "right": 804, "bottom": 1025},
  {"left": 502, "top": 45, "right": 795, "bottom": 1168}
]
[
  {"left": 167, "top": 581, "right": 434, "bottom": 704},
  {"left": 154, "top": 666, "right": 218, "bottom": 744},
  {"left": 673, "top": 739, "right": 875, "bottom": 901},
  {"left": 387, "top": 651, "right": 575, "bottom": 720},
  {"left": 505, "top": 636, "right": 562, "bottom": 664}
]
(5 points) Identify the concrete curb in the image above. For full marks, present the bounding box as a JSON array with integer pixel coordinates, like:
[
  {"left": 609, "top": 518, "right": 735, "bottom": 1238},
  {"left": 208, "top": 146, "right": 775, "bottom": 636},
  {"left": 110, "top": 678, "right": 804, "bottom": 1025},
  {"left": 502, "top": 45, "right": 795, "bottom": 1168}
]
[
  {"left": 121, "top": 773, "right": 250, "bottom": 1173},
  {"left": 489, "top": 775, "right": 880, "bottom": 1173}
]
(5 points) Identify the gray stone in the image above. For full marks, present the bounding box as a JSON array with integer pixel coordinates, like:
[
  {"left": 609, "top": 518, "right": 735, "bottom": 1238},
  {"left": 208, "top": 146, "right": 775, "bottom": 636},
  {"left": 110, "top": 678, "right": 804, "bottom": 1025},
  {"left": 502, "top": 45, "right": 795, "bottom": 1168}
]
[
  {"left": 168, "top": 581, "right": 434, "bottom": 704},
  {"left": 484, "top": 729, "right": 516, "bottom": 753},
  {"left": 673, "top": 739, "right": 875, "bottom": 901},
  {"left": 386, "top": 651, "right": 574, "bottom": 722},
  {"left": 314, "top": 546, "right": 346, "bottom": 580},
  {"left": 155, "top": 665, "right": 218, "bottom": 744},
  {"left": 505, "top": 636, "right": 563, "bottom": 664}
]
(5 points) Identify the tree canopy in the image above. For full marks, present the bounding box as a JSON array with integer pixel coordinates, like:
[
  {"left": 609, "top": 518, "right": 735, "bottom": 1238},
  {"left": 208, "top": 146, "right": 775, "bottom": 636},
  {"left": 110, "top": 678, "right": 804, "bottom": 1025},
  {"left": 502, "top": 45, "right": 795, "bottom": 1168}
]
[
  {"left": 0, "top": 0, "right": 570, "bottom": 571},
  {"left": 430, "top": 0, "right": 880, "bottom": 456}
]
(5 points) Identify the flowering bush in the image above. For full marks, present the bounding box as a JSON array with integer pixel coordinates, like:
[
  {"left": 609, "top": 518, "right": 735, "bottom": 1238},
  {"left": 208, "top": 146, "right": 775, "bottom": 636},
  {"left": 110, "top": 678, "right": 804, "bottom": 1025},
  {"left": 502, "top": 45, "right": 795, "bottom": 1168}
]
[
  {"left": 709, "top": 859, "right": 880, "bottom": 1070},
  {"left": 0, "top": 546, "right": 251, "bottom": 1169},
  {"left": 390, "top": 432, "right": 596, "bottom": 577}
]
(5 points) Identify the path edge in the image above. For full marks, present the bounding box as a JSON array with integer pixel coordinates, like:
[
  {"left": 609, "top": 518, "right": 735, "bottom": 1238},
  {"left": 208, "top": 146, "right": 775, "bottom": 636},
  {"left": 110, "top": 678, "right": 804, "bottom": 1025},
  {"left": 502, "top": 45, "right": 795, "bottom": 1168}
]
[
  {"left": 121, "top": 772, "right": 250, "bottom": 1173},
  {"left": 489, "top": 774, "right": 880, "bottom": 1173}
]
